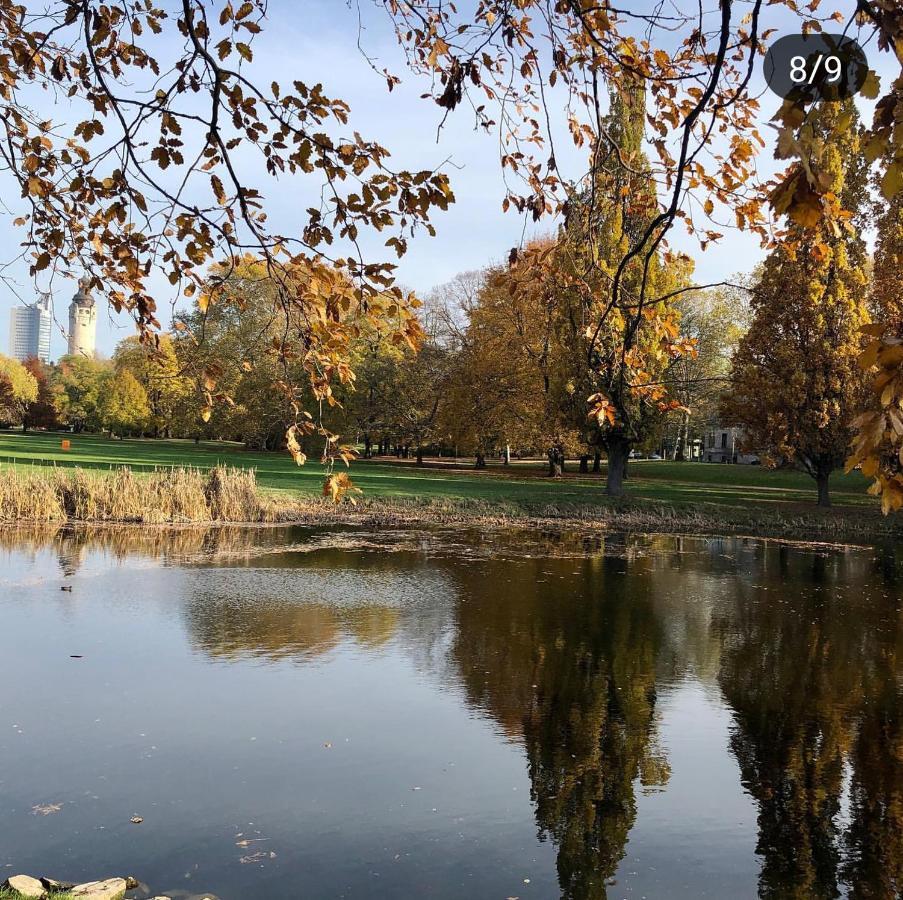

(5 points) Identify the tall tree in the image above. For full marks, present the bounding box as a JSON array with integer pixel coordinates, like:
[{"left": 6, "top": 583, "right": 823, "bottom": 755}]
[
  {"left": 849, "top": 150, "right": 903, "bottom": 511},
  {"left": 541, "top": 82, "right": 693, "bottom": 494},
  {"left": 440, "top": 256, "right": 576, "bottom": 469},
  {"left": 870, "top": 164, "right": 903, "bottom": 327},
  {"left": 725, "top": 101, "right": 869, "bottom": 507}
]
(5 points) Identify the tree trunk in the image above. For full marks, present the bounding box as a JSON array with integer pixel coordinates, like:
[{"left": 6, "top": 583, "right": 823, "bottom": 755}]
[
  {"left": 475, "top": 452, "right": 487, "bottom": 468},
  {"left": 593, "top": 451, "right": 601, "bottom": 473},
  {"left": 675, "top": 411, "right": 689, "bottom": 461},
  {"left": 579, "top": 454, "right": 589, "bottom": 473},
  {"left": 816, "top": 470, "right": 831, "bottom": 507},
  {"left": 364, "top": 435, "right": 372, "bottom": 459},
  {"left": 504, "top": 444, "right": 511, "bottom": 466},
  {"left": 416, "top": 446, "right": 424, "bottom": 466},
  {"left": 606, "top": 438, "right": 630, "bottom": 496}
]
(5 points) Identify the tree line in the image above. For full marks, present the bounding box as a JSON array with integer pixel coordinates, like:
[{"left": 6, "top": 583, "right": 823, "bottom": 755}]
[
  {"left": 4, "top": 86, "right": 898, "bottom": 508},
  {"left": 0, "top": 1, "right": 901, "bottom": 512}
]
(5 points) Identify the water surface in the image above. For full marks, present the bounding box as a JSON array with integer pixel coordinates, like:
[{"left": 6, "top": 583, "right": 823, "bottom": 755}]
[{"left": 1, "top": 526, "right": 901, "bottom": 899}]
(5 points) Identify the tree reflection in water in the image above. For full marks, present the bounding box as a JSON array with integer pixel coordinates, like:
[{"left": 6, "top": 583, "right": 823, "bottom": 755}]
[
  {"left": 451, "top": 533, "right": 669, "bottom": 899},
  {"left": 4, "top": 525, "right": 903, "bottom": 898},
  {"left": 717, "top": 546, "right": 903, "bottom": 900}
]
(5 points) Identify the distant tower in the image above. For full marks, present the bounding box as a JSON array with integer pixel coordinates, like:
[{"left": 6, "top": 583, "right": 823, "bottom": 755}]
[
  {"left": 9, "top": 294, "right": 52, "bottom": 362},
  {"left": 67, "top": 278, "right": 97, "bottom": 358}
]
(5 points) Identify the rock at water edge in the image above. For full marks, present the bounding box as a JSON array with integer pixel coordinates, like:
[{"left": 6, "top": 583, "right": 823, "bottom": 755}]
[
  {"left": 70, "top": 878, "right": 128, "bottom": 900},
  {"left": 2, "top": 875, "right": 45, "bottom": 898}
]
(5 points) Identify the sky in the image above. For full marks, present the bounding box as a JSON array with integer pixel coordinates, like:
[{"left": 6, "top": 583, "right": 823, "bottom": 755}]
[{"left": 0, "top": 0, "right": 894, "bottom": 360}]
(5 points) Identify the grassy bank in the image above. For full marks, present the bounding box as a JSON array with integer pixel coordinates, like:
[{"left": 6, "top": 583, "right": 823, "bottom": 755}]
[
  {"left": 0, "top": 430, "right": 895, "bottom": 540},
  {"left": 0, "top": 430, "right": 873, "bottom": 505}
]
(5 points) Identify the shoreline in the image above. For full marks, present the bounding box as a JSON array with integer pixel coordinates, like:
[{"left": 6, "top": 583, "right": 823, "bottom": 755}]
[{"left": 1, "top": 494, "right": 900, "bottom": 545}]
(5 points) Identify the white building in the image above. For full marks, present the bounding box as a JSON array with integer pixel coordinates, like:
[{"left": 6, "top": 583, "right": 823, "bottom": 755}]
[
  {"left": 67, "top": 278, "right": 97, "bottom": 358},
  {"left": 703, "top": 426, "right": 759, "bottom": 464},
  {"left": 9, "top": 294, "right": 51, "bottom": 362}
]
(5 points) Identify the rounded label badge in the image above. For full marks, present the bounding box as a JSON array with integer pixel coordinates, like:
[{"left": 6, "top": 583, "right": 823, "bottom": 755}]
[{"left": 764, "top": 33, "right": 868, "bottom": 101}]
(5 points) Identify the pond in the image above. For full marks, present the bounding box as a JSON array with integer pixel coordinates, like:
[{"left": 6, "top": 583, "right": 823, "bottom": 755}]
[{"left": 1, "top": 526, "right": 901, "bottom": 899}]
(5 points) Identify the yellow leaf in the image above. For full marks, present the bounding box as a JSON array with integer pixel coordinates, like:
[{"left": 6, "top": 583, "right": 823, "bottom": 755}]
[
  {"left": 881, "top": 162, "right": 903, "bottom": 200},
  {"left": 860, "top": 70, "right": 880, "bottom": 100}
]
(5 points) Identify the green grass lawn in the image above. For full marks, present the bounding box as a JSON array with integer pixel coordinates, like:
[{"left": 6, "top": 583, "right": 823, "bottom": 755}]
[{"left": 0, "top": 429, "right": 872, "bottom": 511}]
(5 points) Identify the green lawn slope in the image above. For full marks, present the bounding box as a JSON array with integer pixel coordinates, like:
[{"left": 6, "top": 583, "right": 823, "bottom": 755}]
[{"left": 0, "top": 430, "right": 871, "bottom": 511}]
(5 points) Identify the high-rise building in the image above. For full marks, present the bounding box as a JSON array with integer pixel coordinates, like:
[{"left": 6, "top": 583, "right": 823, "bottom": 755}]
[
  {"left": 67, "top": 278, "right": 97, "bottom": 358},
  {"left": 9, "top": 294, "right": 52, "bottom": 362}
]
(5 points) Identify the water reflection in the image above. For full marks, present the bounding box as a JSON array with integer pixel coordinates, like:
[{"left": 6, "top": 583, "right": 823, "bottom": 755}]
[
  {"left": 448, "top": 547, "right": 670, "bottom": 898},
  {"left": 1, "top": 526, "right": 902, "bottom": 899}
]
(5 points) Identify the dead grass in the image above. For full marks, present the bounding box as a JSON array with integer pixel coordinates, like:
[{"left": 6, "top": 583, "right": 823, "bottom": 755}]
[
  {"left": 270, "top": 493, "right": 903, "bottom": 541},
  {"left": 0, "top": 465, "right": 269, "bottom": 524}
]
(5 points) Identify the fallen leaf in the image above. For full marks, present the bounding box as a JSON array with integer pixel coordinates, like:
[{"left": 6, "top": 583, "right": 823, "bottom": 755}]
[
  {"left": 32, "top": 803, "right": 62, "bottom": 816},
  {"left": 239, "top": 850, "right": 276, "bottom": 864}
]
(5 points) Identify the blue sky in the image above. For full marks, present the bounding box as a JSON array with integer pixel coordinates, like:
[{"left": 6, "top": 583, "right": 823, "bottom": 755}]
[{"left": 0, "top": 0, "right": 893, "bottom": 359}]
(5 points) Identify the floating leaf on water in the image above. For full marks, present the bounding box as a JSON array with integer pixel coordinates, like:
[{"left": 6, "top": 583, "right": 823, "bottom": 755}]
[
  {"left": 32, "top": 802, "right": 62, "bottom": 815},
  {"left": 239, "top": 850, "right": 276, "bottom": 864}
]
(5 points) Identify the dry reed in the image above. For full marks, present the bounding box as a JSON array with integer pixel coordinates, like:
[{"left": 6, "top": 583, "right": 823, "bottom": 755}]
[{"left": 0, "top": 465, "right": 267, "bottom": 524}]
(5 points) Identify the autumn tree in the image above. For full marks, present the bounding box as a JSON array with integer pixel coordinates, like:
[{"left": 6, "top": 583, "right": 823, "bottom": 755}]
[
  {"left": 439, "top": 257, "right": 578, "bottom": 469},
  {"left": 869, "top": 158, "right": 903, "bottom": 327},
  {"left": 53, "top": 356, "right": 111, "bottom": 433},
  {"left": 340, "top": 342, "right": 405, "bottom": 459},
  {"left": 0, "top": 354, "right": 38, "bottom": 425},
  {"left": 528, "top": 82, "right": 694, "bottom": 495},
  {"left": 0, "top": 0, "right": 451, "bottom": 480},
  {"left": 725, "top": 101, "right": 870, "bottom": 507},
  {"left": 379, "top": 339, "right": 454, "bottom": 465},
  {"left": 99, "top": 369, "right": 150, "bottom": 438},
  {"left": 20, "top": 357, "right": 59, "bottom": 431},
  {"left": 177, "top": 256, "right": 379, "bottom": 455},
  {"left": 113, "top": 337, "right": 191, "bottom": 438},
  {"left": 849, "top": 146, "right": 903, "bottom": 511}
]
